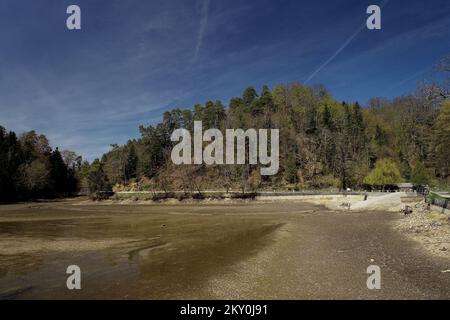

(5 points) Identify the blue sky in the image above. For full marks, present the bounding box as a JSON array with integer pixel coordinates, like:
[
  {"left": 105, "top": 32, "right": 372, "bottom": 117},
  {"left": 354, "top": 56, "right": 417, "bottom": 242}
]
[{"left": 1, "top": 0, "right": 449, "bottom": 161}]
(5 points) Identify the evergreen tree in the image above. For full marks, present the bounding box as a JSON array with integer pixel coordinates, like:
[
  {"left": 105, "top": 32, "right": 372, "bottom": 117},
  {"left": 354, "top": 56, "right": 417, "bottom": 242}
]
[
  {"left": 87, "top": 159, "right": 110, "bottom": 193},
  {"left": 124, "top": 143, "right": 138, "bottom": 182},
  {"left": 50, "top": 147, "right": 68, "bottom": 194},
  {"left": 242, "top": 86, "right": 258, "bottom": 108}
]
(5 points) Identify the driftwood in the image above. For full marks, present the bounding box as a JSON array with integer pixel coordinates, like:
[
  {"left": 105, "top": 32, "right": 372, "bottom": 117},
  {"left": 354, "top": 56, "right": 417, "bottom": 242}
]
[
  {"left": 401, "top": 205, "right": 413, "bottom": 215},
  {"left": 340, "top": 202, "right": 351, "bottom": 209}
]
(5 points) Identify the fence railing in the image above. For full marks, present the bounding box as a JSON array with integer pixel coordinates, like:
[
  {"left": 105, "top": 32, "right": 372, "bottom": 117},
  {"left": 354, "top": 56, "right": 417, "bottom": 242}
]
[
  {"left": 426, "top": 197, "right": 449, "bottom": 209},
  {"left": 425, "top": 191, "right": 449, "bottom": 212}
]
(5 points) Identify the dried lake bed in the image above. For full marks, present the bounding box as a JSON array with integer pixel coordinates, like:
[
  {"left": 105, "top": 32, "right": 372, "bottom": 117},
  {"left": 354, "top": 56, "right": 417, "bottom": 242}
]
[{"left": 0, "top": 199, "right": 450, "bottom": 299}]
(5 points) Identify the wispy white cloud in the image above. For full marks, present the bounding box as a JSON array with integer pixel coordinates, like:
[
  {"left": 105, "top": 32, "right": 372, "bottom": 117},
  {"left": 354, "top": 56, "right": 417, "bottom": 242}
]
[
  {"left": 2, "top": 0, "right": 448, "bottom": 162},
  {"left": 305, "top": 24, "right": 365, "bottom": 84},
  {"left": 305, "top": 0, "right": 390, "bottom": 84},
  {"left": 193, "top": 0, "right": 210, "bottom": 62},
  {"left": 383, "top": 66, "right": 432, "bottom": 95}
]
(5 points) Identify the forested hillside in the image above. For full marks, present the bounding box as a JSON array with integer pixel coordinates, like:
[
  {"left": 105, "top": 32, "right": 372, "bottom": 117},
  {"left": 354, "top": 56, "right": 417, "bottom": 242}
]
[
  {"left": 1, "top": 60, "right": 449, "bottom": 200},
  {"left": 0, "top": 129, "right": 79, "bottom": 202},
  {"left": 87, "top": 80, "right": 449, "bottom": 194}
]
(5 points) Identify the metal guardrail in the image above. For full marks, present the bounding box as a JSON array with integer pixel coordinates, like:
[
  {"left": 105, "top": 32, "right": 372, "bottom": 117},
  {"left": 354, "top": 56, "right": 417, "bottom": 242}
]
[
  {"left": 423, "top": 189, "right": 449, "bottom": 211},
  {"left": 426, "top": 197, "right": 449, "bottom": 210},
  {"left": 116, "top": 190, "right": 368, "bottom": 195},
  {"left": 115, "top": 190, "right": 386, "bottom": 197},
  {"left": 255, "top": 191, "right": 367, "bottom": 196}
]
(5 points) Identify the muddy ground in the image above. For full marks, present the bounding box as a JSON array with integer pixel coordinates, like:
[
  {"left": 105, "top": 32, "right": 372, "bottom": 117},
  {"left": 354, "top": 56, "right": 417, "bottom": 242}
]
[{"left": 0, "top": 199, "right": 449, "bottom": 299}]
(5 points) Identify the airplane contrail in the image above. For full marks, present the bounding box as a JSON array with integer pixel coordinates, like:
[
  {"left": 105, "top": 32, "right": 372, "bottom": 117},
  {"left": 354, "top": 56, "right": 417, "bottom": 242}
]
[
  {"left": 305, "top": 24, "right": 365, "bottom": 84},
  {"left": 305, "top": 0, "right": 389, "bottom": 84},
  {"left": 194, "top": 0, "right": 210, "bottom": 61}
]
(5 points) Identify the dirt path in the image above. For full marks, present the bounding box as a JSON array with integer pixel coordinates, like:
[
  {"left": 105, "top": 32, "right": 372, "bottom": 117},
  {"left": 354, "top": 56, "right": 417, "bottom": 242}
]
[{"left": 0, "top": 201, "right": 449, "bottom": 299}]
